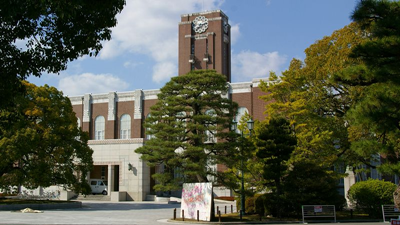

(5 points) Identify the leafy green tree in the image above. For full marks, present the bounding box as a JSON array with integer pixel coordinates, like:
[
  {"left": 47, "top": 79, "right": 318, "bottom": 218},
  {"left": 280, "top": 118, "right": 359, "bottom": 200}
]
[
  {"left": 259, "top": 22, "right": 368, "bottom": 167},
  {"left": 348, "top": 179, "right": 396, "bottom": 218},
  {"left": 0, "top": 0, "right": 125, "bottom": 108},
  {"left": 337, "top": 0, "right": 400, "bottom": 176},
  {"left": 219, "top": 112, "right": 264, "bottom": 197},
  {"left": 135, "top": 70, "right": 238, "bottom": 191},
  {"left": 0, "top": 82, "right": 93, "bottom": 194}
]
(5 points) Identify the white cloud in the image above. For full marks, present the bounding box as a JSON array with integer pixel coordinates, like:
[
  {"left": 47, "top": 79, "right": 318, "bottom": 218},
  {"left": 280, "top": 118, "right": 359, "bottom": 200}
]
[
  {"left": 232, "top": 51, "right": 287, "bottom": 82},
  {"left": 123, "top": 61, "right": 143, "bottom": 68},
  {"left": 58, "top": 73, "right": 129, "bottom": 96},
  {"left": 99, "top": 40, "right": 121, "bottom": 60},
  {"left": 98, "top": 0, "right": 224, "bottom": 83},
  {"left": 230, "top": 23, "right": 241, "bottom": 45},
  {"left": 152, "top": 62, "right": 178, "bottom": 83}
]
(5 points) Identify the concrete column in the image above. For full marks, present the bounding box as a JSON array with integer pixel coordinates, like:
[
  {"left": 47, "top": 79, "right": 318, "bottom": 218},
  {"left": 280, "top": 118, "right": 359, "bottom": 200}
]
[
  {"left": 133, "top": 90, "right": 143, "bottom": 138},
  {"left": 108, "top": 165, "right": 115, "bottom": 196},
  {"left": 134, "top": 90, "right": 143, "bottom": 120},
  {"left": 82, "top": 94, "right": 92, "bottom": 133},
  {"left": 86, "top": 172, "right": 91, "bottom": 182},
  {"left": 344, "top": 166, "right": 356, "bottom": 207},
  {"left": 106, "top": 92, "right": 117, "bottom": 139}
]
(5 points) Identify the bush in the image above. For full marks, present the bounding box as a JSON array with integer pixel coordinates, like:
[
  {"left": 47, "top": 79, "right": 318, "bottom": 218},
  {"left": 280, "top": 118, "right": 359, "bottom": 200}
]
[
  {"left": 282, "top": 162, "right": 347, "bottom": 216},
  {"left": 245, "top": 195, "right": 257, "bottom": 214},
  {"left": 236, "top": 194, "right": 261, "bottom": 214},
  {"left": 254, "top": 193, "right": 287, "bottom": 217},
  {"left": 255, "top": 194, "right": 266, "bottom": 215},
  {"left": 348, "top": 179, "right": 396, "bottom": 218}
]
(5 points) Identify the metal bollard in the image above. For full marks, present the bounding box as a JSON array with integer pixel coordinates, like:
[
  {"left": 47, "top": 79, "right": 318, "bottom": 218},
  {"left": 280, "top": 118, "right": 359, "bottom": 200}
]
[
  {"left": 182, "top": 209, "right": 185, "bottom": 221},
  {"left": 173, "top": 208, "right": 176, "bottom": 220}
]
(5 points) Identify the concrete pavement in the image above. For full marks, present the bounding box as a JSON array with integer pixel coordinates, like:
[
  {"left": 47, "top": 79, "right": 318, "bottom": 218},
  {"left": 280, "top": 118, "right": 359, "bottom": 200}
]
[{"left": 0, "top": 200, "right": 386, "bottom": 225}]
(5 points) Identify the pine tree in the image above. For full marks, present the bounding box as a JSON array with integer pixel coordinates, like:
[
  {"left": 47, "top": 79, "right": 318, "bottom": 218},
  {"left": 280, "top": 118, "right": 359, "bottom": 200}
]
[{"left": 135, "top": 70, "right": 238, "bottom": 191}]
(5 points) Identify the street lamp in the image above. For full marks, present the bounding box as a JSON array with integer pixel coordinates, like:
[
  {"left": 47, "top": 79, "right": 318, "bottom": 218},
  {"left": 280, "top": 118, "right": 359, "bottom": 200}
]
[{"left": 231, "top": 118, "right": 254, "bottom": 218}]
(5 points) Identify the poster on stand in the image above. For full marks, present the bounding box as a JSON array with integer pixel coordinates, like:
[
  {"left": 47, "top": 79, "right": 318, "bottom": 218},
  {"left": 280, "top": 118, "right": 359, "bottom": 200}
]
[{"left": 180, "top": 182, "right": 213, "bottom": 221}]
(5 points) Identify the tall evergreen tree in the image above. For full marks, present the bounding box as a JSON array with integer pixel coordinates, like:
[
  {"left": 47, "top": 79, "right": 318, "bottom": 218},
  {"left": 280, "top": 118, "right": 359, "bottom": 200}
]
[
  {"left": 254, "top": 118, "right": 296, "bottom": 218},
  {"left": 255, "top": 118, "right": 296, "bottom": 196},
  {"left": 135, "top": 70, "right": 238, "bottom": 191},
  {"left": 338, "top": 0, "right": 400, "bottom": 176}
]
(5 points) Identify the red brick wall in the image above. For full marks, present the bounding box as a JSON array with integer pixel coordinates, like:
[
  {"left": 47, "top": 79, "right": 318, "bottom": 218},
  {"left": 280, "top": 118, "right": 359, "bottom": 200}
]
[
  {"left": 231, "top": 86, "right": 270, "bottom": 122},
  {"left": 73, "top": 104, "right": 83, "bottom": 128},
  {"left": 252, "top": 86, "right": 270, "bottom": 121}
]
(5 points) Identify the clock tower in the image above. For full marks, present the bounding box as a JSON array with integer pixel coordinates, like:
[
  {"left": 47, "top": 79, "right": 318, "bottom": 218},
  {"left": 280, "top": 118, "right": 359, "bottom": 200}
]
[{"left": 178, "top": 10, "right": 231, "bottom": 82}]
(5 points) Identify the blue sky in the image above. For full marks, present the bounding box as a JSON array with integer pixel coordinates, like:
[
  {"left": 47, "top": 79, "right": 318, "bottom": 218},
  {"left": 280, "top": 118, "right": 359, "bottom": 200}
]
[{"left": 28, "top": 0, "right": 358, "bottom": 96}]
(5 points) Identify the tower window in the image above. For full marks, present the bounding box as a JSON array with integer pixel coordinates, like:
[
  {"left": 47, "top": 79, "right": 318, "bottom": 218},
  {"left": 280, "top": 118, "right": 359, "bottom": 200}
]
[{"left": 191, "top": 43, "right": 195, "bottom": 70}]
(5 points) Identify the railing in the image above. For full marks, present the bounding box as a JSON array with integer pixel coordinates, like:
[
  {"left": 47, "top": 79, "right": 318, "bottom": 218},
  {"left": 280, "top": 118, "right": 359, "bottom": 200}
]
[
  {"left": 302, "top": 205, "right": 336, "bottom": 224},
  {"left": 382, "top": 205, "right": 400, "bottom": 223}
]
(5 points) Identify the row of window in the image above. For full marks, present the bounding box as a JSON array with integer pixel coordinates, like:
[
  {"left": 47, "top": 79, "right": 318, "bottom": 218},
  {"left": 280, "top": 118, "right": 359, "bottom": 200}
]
[
  {"left": 77, "top": 114, "right": 132, "bottom": 140},
  {"left": 77, "top": 107, "right": 249, "bottom": 141}
]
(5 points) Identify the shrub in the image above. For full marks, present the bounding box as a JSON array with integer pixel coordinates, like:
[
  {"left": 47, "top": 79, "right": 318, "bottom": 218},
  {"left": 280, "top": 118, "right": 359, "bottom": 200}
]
[
  {"left": 245, "top": 196, "right": 257, "bottom": 214},
  {"left": 282, "top": 162, "right": 347, "bottom": 216},
  {"left": 348, "top": 179, "right": 396, "bottom": 218},
  {"left": 254, "top": 193, "right": 287, "bottom": 217},
  {"left": 255, "top": 194, "right": 266, "bottom": 215},
  {"left": 236, "top": 194, "right": 261, "bottom": 214}
]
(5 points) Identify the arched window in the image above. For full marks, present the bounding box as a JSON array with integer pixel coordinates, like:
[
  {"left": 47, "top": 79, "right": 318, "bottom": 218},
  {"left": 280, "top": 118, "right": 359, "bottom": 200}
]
[
  {"left": 94, "top": 116, "right": 105, "bottom": 140},
  {"left": 235, "top": 107, "right": 249, "bottom": 131},
  {"left": 120, "top": 114, "right": 131, "bottom": 139}
]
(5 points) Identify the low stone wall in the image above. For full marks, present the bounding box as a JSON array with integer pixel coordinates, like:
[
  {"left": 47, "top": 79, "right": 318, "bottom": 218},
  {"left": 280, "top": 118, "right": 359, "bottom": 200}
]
[
  {"left": 60, "top": 191, "right": 76, "bottom": 201},
  {"left": 0, "top": 201, "right": 82, "bottom": 211},
  {"left": 111, "top": 192, "right": 126, "bottom": 202}
]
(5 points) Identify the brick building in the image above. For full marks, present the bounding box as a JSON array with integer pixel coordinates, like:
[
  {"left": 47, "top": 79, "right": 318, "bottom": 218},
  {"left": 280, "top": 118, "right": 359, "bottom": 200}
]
[{"left": 69, "top": 10, "right": 269, "bottom": 201}]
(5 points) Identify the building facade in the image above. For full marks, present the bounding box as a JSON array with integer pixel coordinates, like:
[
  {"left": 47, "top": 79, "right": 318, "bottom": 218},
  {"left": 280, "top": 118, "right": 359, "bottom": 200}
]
[{"left": 70, "top": 10, "right": 269, "bottom": 201}]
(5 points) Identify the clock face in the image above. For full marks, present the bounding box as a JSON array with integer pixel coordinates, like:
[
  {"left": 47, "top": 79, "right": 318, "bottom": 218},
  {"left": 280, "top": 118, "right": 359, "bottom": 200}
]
[{"left": 192, "top": 16, "right": 208, "bottom": 33}]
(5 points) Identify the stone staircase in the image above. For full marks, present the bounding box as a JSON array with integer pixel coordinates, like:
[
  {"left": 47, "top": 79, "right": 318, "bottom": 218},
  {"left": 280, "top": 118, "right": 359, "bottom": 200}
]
[{"left": 75, "top": 194, "right": 111, "bottom": 201}]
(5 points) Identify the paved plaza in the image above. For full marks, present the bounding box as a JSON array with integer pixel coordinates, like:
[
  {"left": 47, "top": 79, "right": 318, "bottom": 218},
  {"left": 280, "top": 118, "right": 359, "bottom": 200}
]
[{"left": 0, "top": 200, "right": 386, "bottom": 225}]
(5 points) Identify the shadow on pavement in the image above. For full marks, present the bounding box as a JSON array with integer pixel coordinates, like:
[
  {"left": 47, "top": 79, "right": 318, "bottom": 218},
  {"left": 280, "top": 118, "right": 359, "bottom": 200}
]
[{"left": 51, "top": 202, "right": 180, "bottom": 212}]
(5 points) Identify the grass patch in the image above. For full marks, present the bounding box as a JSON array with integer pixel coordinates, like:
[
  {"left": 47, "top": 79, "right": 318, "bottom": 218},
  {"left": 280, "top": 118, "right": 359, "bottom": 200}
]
[
  {"left": 172, "top": 210, "right": 373, "bottom": 223},
  {"left": 172, "top": 213, "right": 300, "bottom": 223}
]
